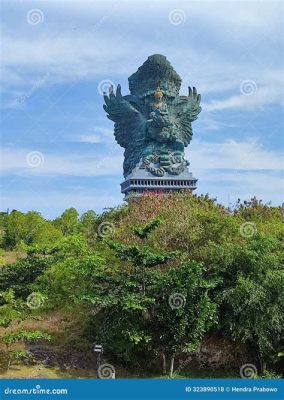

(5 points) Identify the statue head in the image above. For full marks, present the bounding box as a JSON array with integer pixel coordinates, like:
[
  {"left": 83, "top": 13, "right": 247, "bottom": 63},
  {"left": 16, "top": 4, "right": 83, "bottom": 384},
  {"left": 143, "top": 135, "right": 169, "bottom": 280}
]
[
  {"left": 154, "top": 87, "right": 164, "bottom": 100},
  {"left": 128, "top": 54, "right": 182, "bottom": 98}
]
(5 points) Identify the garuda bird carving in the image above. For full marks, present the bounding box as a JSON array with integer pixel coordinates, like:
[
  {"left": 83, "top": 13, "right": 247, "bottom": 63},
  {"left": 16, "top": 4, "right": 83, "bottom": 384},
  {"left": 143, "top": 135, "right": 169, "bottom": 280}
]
[{"left": 103, "top": 54, "right": 201, "bottom": 178}]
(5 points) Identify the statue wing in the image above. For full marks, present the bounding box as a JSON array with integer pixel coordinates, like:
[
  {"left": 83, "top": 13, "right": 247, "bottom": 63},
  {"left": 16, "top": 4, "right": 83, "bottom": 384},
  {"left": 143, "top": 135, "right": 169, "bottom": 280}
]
[
  {"left": 103, "top": 85, "right": 146, "bottom": 176},
  {"left": 172, "top": 86, "right": 201, "bottom": 147}
]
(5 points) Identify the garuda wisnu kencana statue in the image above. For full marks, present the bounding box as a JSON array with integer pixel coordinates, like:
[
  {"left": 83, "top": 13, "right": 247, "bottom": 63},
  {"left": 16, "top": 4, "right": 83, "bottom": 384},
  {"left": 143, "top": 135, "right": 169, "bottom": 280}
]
[{"left": 103, "top": 54, "right": 201, "bottom": 179}]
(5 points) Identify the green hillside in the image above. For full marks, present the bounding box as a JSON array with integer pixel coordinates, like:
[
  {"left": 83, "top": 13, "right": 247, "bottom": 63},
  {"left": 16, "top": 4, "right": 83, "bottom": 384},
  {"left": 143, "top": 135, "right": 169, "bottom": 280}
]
[{"left": 0, "top": 193, "right": 283, "bottom": 379}]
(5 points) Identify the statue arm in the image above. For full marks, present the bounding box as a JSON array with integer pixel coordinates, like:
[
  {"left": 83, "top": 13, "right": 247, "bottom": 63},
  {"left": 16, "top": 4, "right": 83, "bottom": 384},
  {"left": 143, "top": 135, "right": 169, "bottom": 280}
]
[
  {"left": 103, "top": 84, "right": 145, "bottom": 148},
  {"left": 186, "top": 86, "right": 202, "bottom": 121},
  {"left": 103, "top": 84, "right": 141, "bottom": 122},
  {"left": 172, "top": 86, "right": 202, "bottom": 147}
]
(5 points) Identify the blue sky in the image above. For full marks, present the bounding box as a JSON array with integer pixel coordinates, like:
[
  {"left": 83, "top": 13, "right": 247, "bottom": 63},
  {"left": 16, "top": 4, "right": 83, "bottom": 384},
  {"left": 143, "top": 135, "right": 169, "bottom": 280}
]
[{"left": 1, "top": 0, "right": 283, "bottom": 218}]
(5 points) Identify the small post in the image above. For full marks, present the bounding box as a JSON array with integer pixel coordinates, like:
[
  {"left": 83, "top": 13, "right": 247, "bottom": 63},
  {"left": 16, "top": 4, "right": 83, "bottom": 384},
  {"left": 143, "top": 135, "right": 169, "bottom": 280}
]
[{"left": 93, "top": 344, "right": 103, "bottom": 375}]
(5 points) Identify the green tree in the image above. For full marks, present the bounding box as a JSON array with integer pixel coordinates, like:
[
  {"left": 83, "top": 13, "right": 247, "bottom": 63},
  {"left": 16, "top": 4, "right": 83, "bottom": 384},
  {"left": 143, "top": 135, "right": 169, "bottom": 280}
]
[
  {"left": 2, "top": 211, "right": 62, "bottom": 249},
  {"left": 147, "top": 263, "right": 218, "bottom": 376},
  {"left": 37, "top": 234, "right": 106, "bottom": 308},
  {"left": 0, "top": 290, "right": 23, "bottom": 328},
  {"left": 219, "top": 237, "right": 284, "bottom": 373},
  {"left": 0, "top": 257, "right": 53, "bottom": 298},
  {"left": 3, "top": 330, "right": 51, "bottom": 370},
  {"left": 85, "top": 262, "right": 217, "bottom": 376},
  {"left": 53, "top": 208, "right": 79, "bottom": 236},
  {"left": 79, "top": 210, "right": 97, "bottom": 243},
  {"left": 2, "top": 211, "right": 27, "bottom": 248},
  {"left": 106, "top": 217, "right": 176, "bottom": 294},
  {"left": 107, "top": 240, "right": 177, "bottom": 294},
  {"left": 3, "top": 195, "right": 281, "bottom": 377}
]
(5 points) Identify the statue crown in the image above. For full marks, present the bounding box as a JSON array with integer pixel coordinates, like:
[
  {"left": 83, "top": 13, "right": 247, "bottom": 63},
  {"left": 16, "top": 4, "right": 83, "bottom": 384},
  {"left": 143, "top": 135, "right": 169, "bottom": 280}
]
[{"left": 128, "top": 54, "right": 182, "bottom": 97}]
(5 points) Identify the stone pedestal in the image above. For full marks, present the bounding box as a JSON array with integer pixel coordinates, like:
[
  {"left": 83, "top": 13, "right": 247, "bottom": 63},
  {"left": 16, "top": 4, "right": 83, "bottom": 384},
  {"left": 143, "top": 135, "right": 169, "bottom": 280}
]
[{"left": 121, "top": 162, "right": 197, "bottom": 201}]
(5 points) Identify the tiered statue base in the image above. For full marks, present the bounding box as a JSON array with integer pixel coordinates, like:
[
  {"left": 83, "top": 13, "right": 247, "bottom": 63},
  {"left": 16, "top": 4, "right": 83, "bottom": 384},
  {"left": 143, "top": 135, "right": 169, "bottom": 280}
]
[{"left": 121, "top": 164, "right": 197, "bottom": 201}]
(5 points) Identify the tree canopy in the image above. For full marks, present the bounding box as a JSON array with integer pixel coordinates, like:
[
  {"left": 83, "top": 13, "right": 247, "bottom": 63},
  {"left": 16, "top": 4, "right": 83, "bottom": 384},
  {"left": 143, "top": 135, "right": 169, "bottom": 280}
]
[{"left": 0, "top": 193, "right": 283, "bottom": 377}]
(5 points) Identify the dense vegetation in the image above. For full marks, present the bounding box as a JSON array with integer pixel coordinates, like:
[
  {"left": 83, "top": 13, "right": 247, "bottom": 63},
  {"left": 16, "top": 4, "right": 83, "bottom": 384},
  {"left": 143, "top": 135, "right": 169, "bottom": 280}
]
[{"left": 0, "top": 193, "right": 283, "bottom": 378}]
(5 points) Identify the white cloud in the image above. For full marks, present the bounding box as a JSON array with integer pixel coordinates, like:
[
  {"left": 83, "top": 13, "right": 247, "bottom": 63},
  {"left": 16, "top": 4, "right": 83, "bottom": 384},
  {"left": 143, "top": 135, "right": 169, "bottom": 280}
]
[
  {"left": 73, "top": 126, "right": 114, "bottom": 143},
  {"left": 0, "top": 190, "right": 123, "bottom": 218},
  {"left": 0, "top": 147, "right": 123, "bottom": 177},
  {"left": 1, "top": 33, "right": 133, "bottom": 82},
  {"left": 32, "top": 0, "right": 282, "bottom": 33},
  {"left": 1, "top": 139, "right": 282, "bottom": 179},
  {"left": 1, "top": 138, "right": 283, "bottom": 216},
  {"left": 187, "top": 0, "right": 282, "bottom": 31},
  {"left": 188, "top": 139, "right": 283, "bottom": 170},
  {"left": 195, "top": 169, "right": 284, "bottom": 206},
  {"left": 196, "top": 117, "right": 237, "bottom": 132},
  {"left": 1, "top": 0, "right": 283, "bottom": 112},
  {"left": 77, "top": 135, "right": 102, "bottom": 144},
  {"left": 203, "top": 86, "right": 283, "bottom": 112},
  {"left": 1, "top": 0, "right": 283, "bottom": 215}
]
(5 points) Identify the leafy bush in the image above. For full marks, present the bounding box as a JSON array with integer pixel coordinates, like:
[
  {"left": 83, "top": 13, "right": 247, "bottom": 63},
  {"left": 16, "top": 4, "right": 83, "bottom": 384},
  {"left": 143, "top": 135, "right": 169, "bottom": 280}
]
[
  {"left": 0, "top": 257, "right": 52, "bottom": 298},
  {"left": 3, "top": 330, "right": 51, "bottom": 345},
  {"left": 1, "top": 211, "right": 62, "bottom": 249},
  {"left": 0, "top": 194, "right": 282, "bottom": 376}
]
